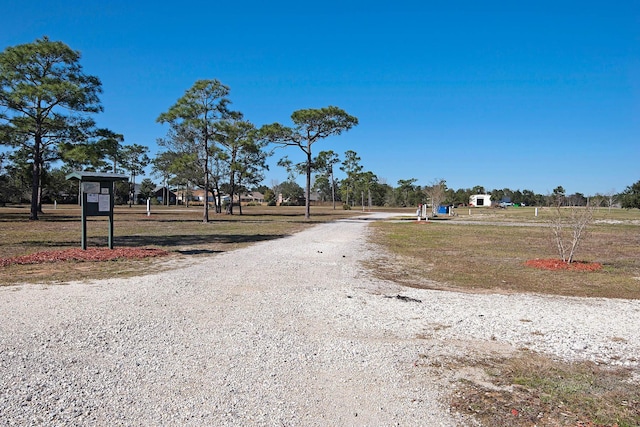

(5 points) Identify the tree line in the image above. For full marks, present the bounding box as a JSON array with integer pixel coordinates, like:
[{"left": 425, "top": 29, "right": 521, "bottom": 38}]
[
  {"left": 0, "top": 37, "right": 361, "bottom": 221},
  {"left": 2, "top": 37, "right": 639, "bottom": 221}
]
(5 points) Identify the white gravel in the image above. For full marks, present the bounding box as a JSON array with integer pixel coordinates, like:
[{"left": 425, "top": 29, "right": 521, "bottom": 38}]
[{"left": 1, "top": 211, "right": 639, "bottom": 426}]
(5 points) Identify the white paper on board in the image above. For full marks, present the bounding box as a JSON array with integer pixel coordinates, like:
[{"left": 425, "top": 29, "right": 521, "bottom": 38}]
[{"left": 98, "top": 194, "right": 110, "bottom": 212}]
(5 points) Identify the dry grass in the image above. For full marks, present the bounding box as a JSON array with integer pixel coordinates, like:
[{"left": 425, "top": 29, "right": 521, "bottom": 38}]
[
  {"left": 0, "top": 203, "right": 358, "bottom": 285},
  {"left": 367, "top": 219, "right": 640, "bottom": 299},
  {"left": 450, "top": 205, "right": 640, "bottom": 223}
]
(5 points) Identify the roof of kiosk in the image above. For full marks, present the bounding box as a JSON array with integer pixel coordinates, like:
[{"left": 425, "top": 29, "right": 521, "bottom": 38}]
[{"left": 66, "top": 171, "right": 129, "bottom": 182}]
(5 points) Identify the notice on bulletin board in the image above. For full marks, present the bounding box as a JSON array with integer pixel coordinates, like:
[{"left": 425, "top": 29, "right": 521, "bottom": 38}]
[
  {"left": 83, "top": 182, "right": 100, "bottom": 194},
  {"left": 98, "top": 194, "right": 110, "bottom": 212},
  {"left": 87, "top": 193, "right": 99, "bottom": 203}
]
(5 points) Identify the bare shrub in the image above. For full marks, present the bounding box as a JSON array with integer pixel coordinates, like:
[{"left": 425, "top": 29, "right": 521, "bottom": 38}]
[
  {"left": 424, "top": 178, "right": 447, "bottom": 217},
  {"left": 550, "top": 203, "right": 595, "bottom": 264}
]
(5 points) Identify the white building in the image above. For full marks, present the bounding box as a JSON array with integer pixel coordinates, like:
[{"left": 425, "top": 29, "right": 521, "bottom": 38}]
[{"left": 469, "top": 194, "right": 492, "bottom": 207}]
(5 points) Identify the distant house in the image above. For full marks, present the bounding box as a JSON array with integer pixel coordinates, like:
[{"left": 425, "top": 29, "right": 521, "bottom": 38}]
[
  {"left": 469, "top": 194, "right": 492, "bottom": 207},
  {"left": 275, "top": 191, "right": 320, "bottom": 206},
  {"left": 190, "top": 190, "right": 230, "bottom": 205},
  {"left": 153, "top": 186, "right": 177, "bottom": 205},
  {"left": 233, "top": 191, "right": 264, "bottom": 205},
  {"left": 308, "top": 192, "right": 320, "bottom": 205},
  {"left": 190, "top": 190, "right": 209, "bottom": 202}
]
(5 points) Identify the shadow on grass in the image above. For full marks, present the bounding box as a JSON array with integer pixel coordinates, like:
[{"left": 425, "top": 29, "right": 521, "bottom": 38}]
[
  {"left": 0, "top": 213, "right": 79, "bottom": 222},
  {"left": 110, "top": 233, "right": 289, "bottom": 249},
  {"left": 228, "top": 212, "right": 344, "bottom": 217},
  {"left": 133, "top": 218, "right": 317, "bottom": 224},
  {"left": 18, "top": 240, "right": 79, "bottom": 249},
  {"left": 176, "top": 249, "right": 222, "bottom": 255},
  {"left": 12, "top": 233, "right": 289, "bottom": 254}
]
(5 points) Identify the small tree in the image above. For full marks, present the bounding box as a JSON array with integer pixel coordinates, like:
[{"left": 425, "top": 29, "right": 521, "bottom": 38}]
[
  {"left": 471, "top": 185, "right": 486, "bottom": 194},
  {"left": 314, "top": 150, "right": 340, "bottom": 209},
  {"left": 139, "top": 178, "right": 156, "bottom": 202},
  {"left": 274, "top": 180, "right": 304, "bottom": 205},
  {"left": 151, "top": 151, "right": 177, "bottom": 206},
  {"left": 549, "top": 199, "right": 595, "bottom": 264},
  {"left": 312, "top": 174, "right": 330, "bottom": 202},
  {"left": 424, "top": 179, "right": 448, "bottom": 216},
  {"left": 357, "top": 171, "right": 378, "bottom": 211},
  {"left": 396, "top": 178, "right": 418, "bottom": 207},
  {"left": 215, "top": 115, "right": 267, "bottom": 215},
  {"left": 550, "top": 186, "right": 566, "bottom": 207},
  {"left": 605, "top": 189, "right": 617, "bottom": 213},
  {"left": 234, "top": 136, "right": 268, "bottom": 214},
  {"left": 339, "top": 150, "right": 362, "bottom": 206},
  {"left": 0, "top": 152, "right": 29, "bottom": 204},
  {"left": 263, "top": 188, "right": 276, "bottom": 205},
  {"left": 120, "top": 144, "right": 150, "bottom": 206},
  {"left": 154, "top": 151, "right": 200, "bottom": 208},
  {"left": 42, "top": 168, "right": 78, "bottom": 204}
]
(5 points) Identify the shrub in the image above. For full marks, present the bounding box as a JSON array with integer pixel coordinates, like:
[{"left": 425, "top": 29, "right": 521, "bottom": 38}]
[{"left": 549, "top": 204, "right": 595, "bottom": 263}]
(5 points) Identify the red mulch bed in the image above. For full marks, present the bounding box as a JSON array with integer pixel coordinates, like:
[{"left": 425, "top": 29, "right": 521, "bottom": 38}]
[
  {"left": 0, "top": 248, "right": 169, "bottom": 267},
  {"left": 525, "top": 258, "right": 603, "bottom": 272}
]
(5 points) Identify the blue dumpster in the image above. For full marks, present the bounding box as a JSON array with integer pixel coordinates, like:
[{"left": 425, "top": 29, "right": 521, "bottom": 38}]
[{"left": 437, "top": 205, "right": 449, "bottom": 214}]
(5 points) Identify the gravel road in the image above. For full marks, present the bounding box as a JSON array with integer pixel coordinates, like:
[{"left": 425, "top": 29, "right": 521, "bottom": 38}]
[{"left": 1, "top": 212, "right": 639, "bottom": 426}]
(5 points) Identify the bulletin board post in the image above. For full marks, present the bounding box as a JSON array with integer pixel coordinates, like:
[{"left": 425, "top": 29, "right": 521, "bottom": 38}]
[{"left": 66, "top": 172, "right": 129, "bottom": 250}]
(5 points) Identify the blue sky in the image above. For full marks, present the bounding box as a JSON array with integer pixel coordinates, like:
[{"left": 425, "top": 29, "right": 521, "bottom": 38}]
[{"left": 2, "top": 0, "right": 638, "bottom": 195}]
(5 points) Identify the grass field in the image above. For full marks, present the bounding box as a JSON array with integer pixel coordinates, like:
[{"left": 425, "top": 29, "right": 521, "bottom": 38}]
[{"left": 367, "top": 209, "right": 640, "bottom": 300}]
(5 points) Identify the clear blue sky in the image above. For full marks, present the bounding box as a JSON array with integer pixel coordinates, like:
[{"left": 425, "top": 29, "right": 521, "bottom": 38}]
[{"left": 2, "top": 0, "right": 638, "bottom": 195}]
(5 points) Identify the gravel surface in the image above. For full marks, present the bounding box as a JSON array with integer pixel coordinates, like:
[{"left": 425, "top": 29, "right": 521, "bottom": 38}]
[{"left": 1, "top": 212, "right": 639, "bottom": 426}]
